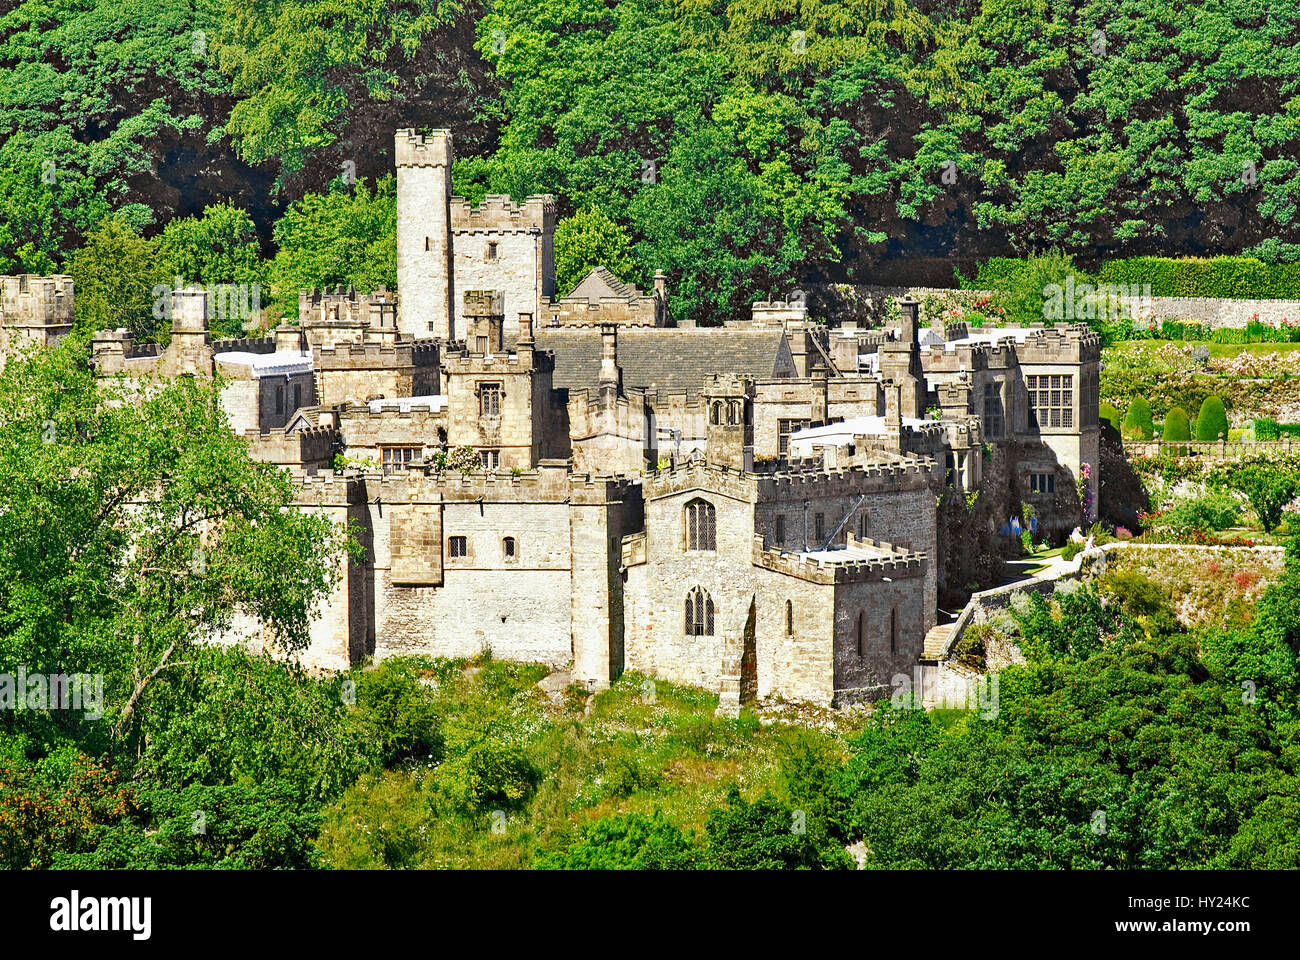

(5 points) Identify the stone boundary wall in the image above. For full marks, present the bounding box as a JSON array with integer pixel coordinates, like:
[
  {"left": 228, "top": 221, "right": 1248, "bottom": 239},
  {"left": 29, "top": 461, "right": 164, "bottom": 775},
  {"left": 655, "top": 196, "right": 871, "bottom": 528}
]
[
  {"left": 1123, "top": 438, "right": 1300, "bottom": 461},
  {"left": 820, "top": 284, "right": 1300, "bottom": 329}
]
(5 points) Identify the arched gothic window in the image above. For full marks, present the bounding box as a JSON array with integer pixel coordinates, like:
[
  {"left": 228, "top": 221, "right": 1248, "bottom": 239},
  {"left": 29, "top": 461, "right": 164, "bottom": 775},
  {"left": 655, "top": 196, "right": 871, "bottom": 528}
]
[
  {"left": 685, "top": 498, "right": 716, "bottom": 551},
  {"left": 686, "top": 587, "right": 715, "bottom": 636}
]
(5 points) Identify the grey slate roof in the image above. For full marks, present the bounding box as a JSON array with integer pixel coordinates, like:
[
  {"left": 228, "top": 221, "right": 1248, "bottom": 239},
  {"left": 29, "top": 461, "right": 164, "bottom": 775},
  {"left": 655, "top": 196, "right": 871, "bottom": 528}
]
[
  {"left": 564, "top": 265, "right": 637, "bottom": 302},
  {"left": 534, "top": 328, "right": 796, "bottom": 398}
]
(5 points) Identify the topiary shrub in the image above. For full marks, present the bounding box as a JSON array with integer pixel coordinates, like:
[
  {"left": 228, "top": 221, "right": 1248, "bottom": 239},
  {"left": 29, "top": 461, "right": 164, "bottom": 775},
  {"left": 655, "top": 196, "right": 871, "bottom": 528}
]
[
  {"left": 1196, "top": 396, "right": 1230, "bottom": 441},
  {"left": 1122, "top": 398, "right": 1154, "bottom": 440},
  {"left": 1099, "top": 402, "right": 1122, "bottom": 434},
  {"left": 1163, "top": 406, "right": 1191, "bottom": 442}
]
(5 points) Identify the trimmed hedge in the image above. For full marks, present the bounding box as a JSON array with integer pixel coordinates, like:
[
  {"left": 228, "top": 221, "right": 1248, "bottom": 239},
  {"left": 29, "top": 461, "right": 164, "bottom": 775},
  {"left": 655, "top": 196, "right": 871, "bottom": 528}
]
[
  {"left": 1254, "top": 418, "right": 1300, "bottom": 441},
  {"left": 1163, "top": 407, "right": 1191, "bottom": 442},
  {"left": 1196, "top": 396, "right": 1229, "bottom": 442},
  {"left": 1096, "top": 257, "right": 1300, "bottom": 299},
  {"left": 1099, "top": 402, "right": 1122, "bottom": 434},
  {"left": 1122, "top": 398, "right": 1154, "bottom": 440}
]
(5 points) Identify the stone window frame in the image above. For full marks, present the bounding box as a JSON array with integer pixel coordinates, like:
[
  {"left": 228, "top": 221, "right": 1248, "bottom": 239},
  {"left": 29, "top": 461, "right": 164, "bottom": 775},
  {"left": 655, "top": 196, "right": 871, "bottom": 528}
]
[
  {"left": 778, "top": 418, "right": 810, "bottom": 456},
  {"left": 479, "top": 382, "right": 504, "bottom": 417},
  {"left": 381, "top": 445, "right": 421, "bottom": 475},
  {"left": 685, "top": 586, "right": 715, "bottom": 637},
  {"left": 486, "top": 241, "right": 499, "bottom": 262},
  {"left": 982, "top": 379, "right": 1005, "bottom": 439},
  {"left": 502, "top": 536, "right": 517, "bottom": 561},
  {"left": 448, "top": 535, "right": 469, "bottom": 559},
  {"left": 814, "top": 512, "right": 825, "bottom": 543},
  {"left": 858, "top": 511, "right": 871, "bottom": 539},
  {"left": 1026, "top": 374, "right": 1074, "bottom": 430},
  {"left": 684, "top": 498, "right": 717, "bottom": 552},
  {"left": 480, "top": 449, "right": 501, "bottom": 471},
  {"left": 1028, "top": 471, "right": 1056, "bottom": 496}
]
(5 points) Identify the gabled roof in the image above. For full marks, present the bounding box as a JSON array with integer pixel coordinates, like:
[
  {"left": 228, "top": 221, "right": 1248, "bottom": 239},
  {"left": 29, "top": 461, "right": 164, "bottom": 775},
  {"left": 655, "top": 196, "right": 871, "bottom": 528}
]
[
  {"left": 564, "top": 265, "right": 638, "bottom": 302},
  {"left": 534, "top": 328, "right": 796, "bottom": 398}
]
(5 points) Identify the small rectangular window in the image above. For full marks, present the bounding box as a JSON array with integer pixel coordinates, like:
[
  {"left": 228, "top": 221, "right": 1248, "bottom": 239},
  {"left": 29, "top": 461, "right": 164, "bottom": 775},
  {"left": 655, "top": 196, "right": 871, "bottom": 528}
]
[
  {"left": 487, "top": 242, "right": 498, "bottom": 261},
  {"left": 381, "top": 446, "right": 420, "bottom": 474},
  {"left": 503, "top": 536, "right": 516, "bottom": 559},
  {"left": 449, "top": 536, "right": 468, "bottom": 558},
  {"left": 476, "top": 336, "right": 489, "bottom": 354},
  {"left": 778, "top": 418, "right": 811, "bottom": 456},
  {"left": 480, "top": 450, "right": 499, "bottom": 470}
]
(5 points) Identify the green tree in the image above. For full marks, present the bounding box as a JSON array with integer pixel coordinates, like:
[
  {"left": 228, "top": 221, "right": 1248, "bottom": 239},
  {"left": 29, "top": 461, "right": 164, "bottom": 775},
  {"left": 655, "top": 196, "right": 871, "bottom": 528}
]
[
  {"left": 267, "top": 177, "right": 396, "bottom": 320},
  {"left": 1196, "top": 395, "right": 1230, "bottom": 442},
  {"left": 553, "top": 206, "right": 637, "bottom": 296},
  {"left": 1122, "top": 397, "right": 1154, "bottom": 440},
  {"left": 0, "top": 338, "right": 350, "bottom": 764},
  {"left": 65, "top": 218, "right": 165, "bottom": 341},
  {"left": 1218, "top": 455, "right": 1300, "bottom": 534}
]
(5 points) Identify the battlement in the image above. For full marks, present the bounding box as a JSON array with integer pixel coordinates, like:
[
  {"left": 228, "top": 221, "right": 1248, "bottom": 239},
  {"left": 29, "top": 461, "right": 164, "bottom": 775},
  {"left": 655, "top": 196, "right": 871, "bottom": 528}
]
[
  {"left": 753, "top": 535, "right": 929, "bottom": 585},
  {"left": 749, "top": 300, "right": 809, "bottom": 326},
  {"left": 464, "top": 289, "right": 504, "bottom": 317},
  {"left": 643, "top": 455, "right": 936, "bottom": 503},
  {"left": 314, "top": 339, "right": 440, "bottom": 367},
  {"left": 450, "top": 194, "right": 556, "bottom": 233},
  {"left": 395, "top": 128, "right": 453, "bottom": 168},
  {"left": 210, "top": 336, "right": 276, "bottom": 355},
  {"left": 293, "top": 463, "right": 635, "bottom": 506},
  {"left": 244, "top": 424, "right": 339, "bottom": 467},
  {"left": 340, "top": 396, "right": 449, "bottom": 420},
  {"left": 0, "top": 275, "right": 75, "bottom": 326},
  {"left": 300, "top": 286, "right": 397, "bottom": 327}
]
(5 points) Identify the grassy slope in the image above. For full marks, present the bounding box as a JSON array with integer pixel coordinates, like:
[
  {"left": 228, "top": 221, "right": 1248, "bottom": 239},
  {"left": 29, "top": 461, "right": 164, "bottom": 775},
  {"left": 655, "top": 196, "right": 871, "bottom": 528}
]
[{"left": 315, "top": 661, "right": 866, "bottom": 869}]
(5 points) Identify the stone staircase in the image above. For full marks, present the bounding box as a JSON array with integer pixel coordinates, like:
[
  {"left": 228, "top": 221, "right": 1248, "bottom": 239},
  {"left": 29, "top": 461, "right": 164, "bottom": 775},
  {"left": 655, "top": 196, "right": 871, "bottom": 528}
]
[{"left": 921, "top": 621, "right": 956, "bottom": 661}]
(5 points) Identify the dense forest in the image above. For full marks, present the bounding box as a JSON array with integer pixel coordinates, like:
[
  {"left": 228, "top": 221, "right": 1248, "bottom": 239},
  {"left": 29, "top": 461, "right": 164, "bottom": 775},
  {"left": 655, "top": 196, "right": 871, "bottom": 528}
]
[{"left": 4, "top": 0, "right": 1300, "bottom": 325}]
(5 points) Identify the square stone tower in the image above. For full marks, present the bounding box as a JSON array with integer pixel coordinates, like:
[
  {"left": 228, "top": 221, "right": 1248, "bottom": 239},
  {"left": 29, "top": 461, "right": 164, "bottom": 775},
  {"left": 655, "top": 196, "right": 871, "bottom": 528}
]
[{"left": 395, "top": 128, "right": 454, "bottom": 341}]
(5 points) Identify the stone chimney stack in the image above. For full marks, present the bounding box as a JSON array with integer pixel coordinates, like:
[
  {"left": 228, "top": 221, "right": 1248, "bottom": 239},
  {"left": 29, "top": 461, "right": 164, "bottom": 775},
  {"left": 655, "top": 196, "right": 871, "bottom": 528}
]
[
  {"left": 599, "top": 324, "right": 622, "bottom": 392},
  {"left": 517, "top": 312, "right": 534, "bottom": 363},
  {"left": 898, "top": 296, "right": 920, "bottom": 346},
  {"left": 463, "top": 290, "right": 504, "bottom": 355},
  {"left": 653, "top": 269, "right": 668, "bottom": 326}
]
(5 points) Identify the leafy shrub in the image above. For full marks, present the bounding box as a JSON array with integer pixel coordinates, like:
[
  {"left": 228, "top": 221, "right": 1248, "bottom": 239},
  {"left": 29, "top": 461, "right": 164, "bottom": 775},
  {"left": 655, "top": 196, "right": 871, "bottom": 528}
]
[
  {"left": 970, "top": 252, "right": 1092, "bottom": 328},
  {"left": 1061, "top": 541, "right": 1084, "bottom": 561},
  {"left": 535, "top": 812, "right": 697, "bottom": 870},
  {"left": 1217, "top": 455, "right": 1300, "bottom": 533},
  {"left": 1160, "top": 491, "right": 1242, "bottom": 536},
  {"left": 1195, "top": 396, "right": 1229, "bottom": 441},
  {"left": 704, "top": 788, "right": 850, "bottom": 870},
  {"left": 1122, "top": 398, "right": 1154, "bottom": 440}
]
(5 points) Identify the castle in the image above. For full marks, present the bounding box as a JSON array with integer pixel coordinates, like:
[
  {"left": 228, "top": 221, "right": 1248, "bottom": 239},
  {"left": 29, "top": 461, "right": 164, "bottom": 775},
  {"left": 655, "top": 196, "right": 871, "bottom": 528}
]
[{"left": 1, "top": 128, "right": 1102, "bottom": 712}]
